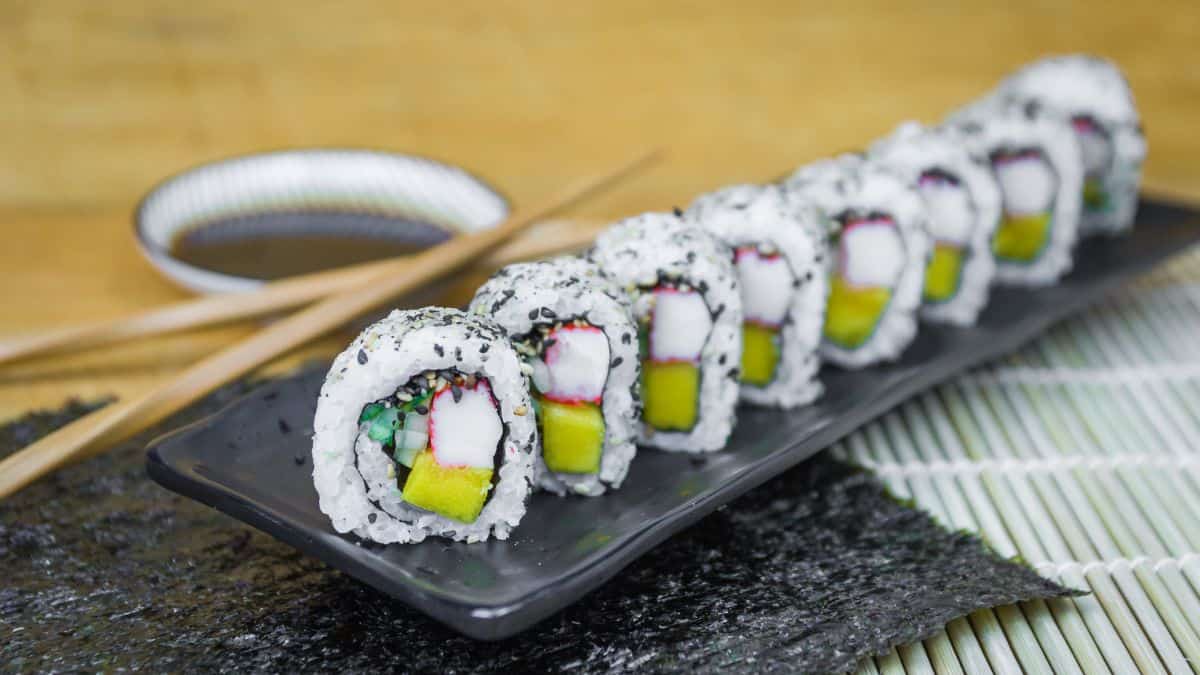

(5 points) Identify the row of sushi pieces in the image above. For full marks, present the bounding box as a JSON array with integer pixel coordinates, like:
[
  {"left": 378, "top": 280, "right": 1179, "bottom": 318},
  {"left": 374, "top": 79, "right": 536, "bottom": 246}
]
[{"left": 311, "top": 55, "right": 1146, "bottom": 544}]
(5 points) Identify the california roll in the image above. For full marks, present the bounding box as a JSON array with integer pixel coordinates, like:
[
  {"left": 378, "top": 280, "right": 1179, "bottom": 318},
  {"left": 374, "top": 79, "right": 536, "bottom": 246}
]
[
  {"left": 588, "top": 212, "right": 742, "bottom": 452},
  {"left": 470, "top": 257, "right": 640, "bottom": 496},
  {"left": 998, "top": 54, "right": 1145, "bottom": 236},
  {"left": 311, "top": 308, "right": 536, "bottom": 544},
  {"left": 686, "top": 184, "right": 828, "bottom": 407},
  {"left": 948, "top": 103, "right": 1083, "bottom": 285},
  {"left": 870, "top": 122, "right": 1001, "bottom": 325},
  {"left": 784, "top": 156, "right": 931, "bottom": 368}
]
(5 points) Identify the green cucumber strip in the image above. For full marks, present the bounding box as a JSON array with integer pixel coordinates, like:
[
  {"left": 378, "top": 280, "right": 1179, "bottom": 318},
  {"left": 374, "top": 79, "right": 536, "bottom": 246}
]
[
  {"left": 367, "top": 407, "right": 401, "bottom": 442},
  {"left": 359, "top": 402, "right": 385, "bottom": 424},
  {"left": 393, "top": 444, "right": 420, "bottom": 468}
]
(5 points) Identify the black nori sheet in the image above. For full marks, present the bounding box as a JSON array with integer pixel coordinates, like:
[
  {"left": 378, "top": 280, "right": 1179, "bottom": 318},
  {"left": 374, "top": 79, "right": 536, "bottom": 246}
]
[{"left": 0, "top": 387, "right": 1073, "bottom": 674}]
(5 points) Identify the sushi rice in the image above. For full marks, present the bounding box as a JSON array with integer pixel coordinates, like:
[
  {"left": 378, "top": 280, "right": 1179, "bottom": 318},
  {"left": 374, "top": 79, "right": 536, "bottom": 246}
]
[
  {"left": 470, "top": 257, "right": 641, "bottom": 496},
  {"left": 686, "top": 183, "right": 829, "bottom": 407}
]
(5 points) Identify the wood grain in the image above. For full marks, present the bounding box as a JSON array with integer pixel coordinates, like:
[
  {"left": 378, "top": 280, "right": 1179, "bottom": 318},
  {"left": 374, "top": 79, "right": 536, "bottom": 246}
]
[{"left": 2, "top": 1, "right": 1199, "bottom": 421}]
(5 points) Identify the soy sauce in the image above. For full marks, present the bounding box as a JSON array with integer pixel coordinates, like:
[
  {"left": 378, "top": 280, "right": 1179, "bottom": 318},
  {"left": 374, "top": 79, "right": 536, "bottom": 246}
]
[{"left": 169, "top": 211, "right": 453, "bottom": 281}]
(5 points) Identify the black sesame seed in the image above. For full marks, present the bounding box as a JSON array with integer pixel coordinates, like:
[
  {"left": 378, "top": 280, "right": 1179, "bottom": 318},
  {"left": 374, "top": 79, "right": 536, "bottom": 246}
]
[
  {"left": 540, "top": 307, "right": 556, "bottom": 319},
  {"left": 357, "top": 349, "right": 368, "bottom": 365},
  {"left": 479, "top": 343, "right": 490, "bottom": 353},
  {"left": 718, "top": 354, "right": 727, "bottom": 365},
  {"left": 611, "top": 357, "right": 623, "bottom": 368},
  {"left": 528, "top": 309, "right": 539, "bottom": 320},
  {"left": 278, "top": 418, "right": 291, "bottom": 434},
  {"left": 293, "top": 455, "right": 306, "bottom": 466},
  {"left": 415, "top": 405, "right": 429, "bottom": 415},
  {"left": 672, "top": 206, "right": 684, "bottom": 217},
  {"left": 455, "top": 346, "right": 463, "bottom": 361},
  {"left": 368, "top": 513, "right": 378, "bottom": 524},
  {"left": 434, "top": 344, "right": 444, "bottom": 357},
  {"left": 621, "top": 333, "right": 632, "bottom": 345}
]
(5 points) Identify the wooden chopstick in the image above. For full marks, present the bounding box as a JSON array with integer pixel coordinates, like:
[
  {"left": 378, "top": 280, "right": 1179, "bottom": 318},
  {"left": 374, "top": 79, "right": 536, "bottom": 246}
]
[
  {"left": 0, "top": 218, "right": 607, "bottom": 367},
  {"left": 0, "top": 149, "right": 658, "bottom": 500}
]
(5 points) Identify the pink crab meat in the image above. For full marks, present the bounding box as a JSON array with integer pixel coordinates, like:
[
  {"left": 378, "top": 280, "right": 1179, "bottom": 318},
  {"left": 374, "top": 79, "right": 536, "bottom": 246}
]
[
  {"left": 649, "top": 287, "right": 712, "bottom": 363},
  {"left": 428, "top": 379, "right": 501, "bottom": 468},
  {"left": 917, "top": 171, "right": 973, "bottom": 246},
  {"left": 992, "top": 149, "right": 1056, "bottom": 215},
  {"left": 541, "top": 324, "right": 610, "bottom": 404},
  {"left": 838, "top": 217, "right": 905, "bottom": 288},
  {"left": 734, "top": 246, "right": 793, "bottom": 328}
]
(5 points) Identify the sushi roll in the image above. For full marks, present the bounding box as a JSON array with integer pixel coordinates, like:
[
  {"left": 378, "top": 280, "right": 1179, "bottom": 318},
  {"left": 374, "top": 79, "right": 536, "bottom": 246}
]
[
  {"left": 783, "top": 155, "right": 931, "bottom": 368},
  {"left": 311, "top": 307, "right": 537, "bottom": 544},
  {"left": 997, "top": 55, "right": 1145, "bottom": 236},
  {"left": 870, "top": 122, "right": 1001, "bottom": 325},
  {"left": 947, "top": 102, "right": 1083, "bottom": 285},
  {"left": 469, "top": 257, "right": 640, "bottom": 496},
  {"left": 588, "top": 212, "right": 742, "bottom": 453},
  {"left": 685, "top": 184, "right": 828, "bottom": 407}
]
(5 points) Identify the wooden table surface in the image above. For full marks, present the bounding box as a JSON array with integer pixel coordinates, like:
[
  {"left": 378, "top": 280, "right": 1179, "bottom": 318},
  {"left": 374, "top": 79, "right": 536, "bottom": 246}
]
[{"left": 2, "top": 1, "right": 1199, "bottom": 422}]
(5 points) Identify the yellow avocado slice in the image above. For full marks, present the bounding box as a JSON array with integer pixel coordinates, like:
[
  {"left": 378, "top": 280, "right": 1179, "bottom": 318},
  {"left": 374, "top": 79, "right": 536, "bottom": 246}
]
[
  {"left": 993, "top": 212, "right": 1052, "bottom": 262},
  {"left": 741, "top": 323, "right": 780, "bottom": 387},
  {"left": 539, "top": 397, "right": 604, "bottom": 474},
  {"left": 641, "top": 361, "right": 699, "bottom": 431},
  {"left": 401, "top": 450, "right": 493, "bottom": 523},
  {"left": 923, "top": 244, "right": 964, "bottom": 302},
  {"left": 824, "top": 276, "right": 892, "bottom": 349}
]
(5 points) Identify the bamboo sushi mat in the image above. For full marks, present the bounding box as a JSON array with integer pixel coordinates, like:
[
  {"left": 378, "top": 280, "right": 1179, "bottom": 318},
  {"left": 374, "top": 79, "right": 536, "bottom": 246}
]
[{"left": 837, "top": 244, "right": 1200, "bottom": 675}]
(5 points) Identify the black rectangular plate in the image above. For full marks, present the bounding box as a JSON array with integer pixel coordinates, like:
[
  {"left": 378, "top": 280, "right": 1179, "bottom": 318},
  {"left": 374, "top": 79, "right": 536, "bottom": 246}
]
[{"left": 147, "top": 198, "right": 1200, "bottom": 640}]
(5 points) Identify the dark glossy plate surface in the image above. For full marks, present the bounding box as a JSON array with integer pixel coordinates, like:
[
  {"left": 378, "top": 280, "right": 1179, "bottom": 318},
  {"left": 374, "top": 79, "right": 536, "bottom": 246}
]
[{"left": 147, "top": 198, "right": 1200, "bottom": 640}]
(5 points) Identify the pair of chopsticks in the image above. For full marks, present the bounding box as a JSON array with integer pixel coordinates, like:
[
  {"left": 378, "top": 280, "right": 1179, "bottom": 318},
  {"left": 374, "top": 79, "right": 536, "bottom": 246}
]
[
  {"left": 0, "top": 149, "right": 659, "bottom": 500},
  {"left": 0, "top": 218, "right": 608, "bottom": 367}
]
